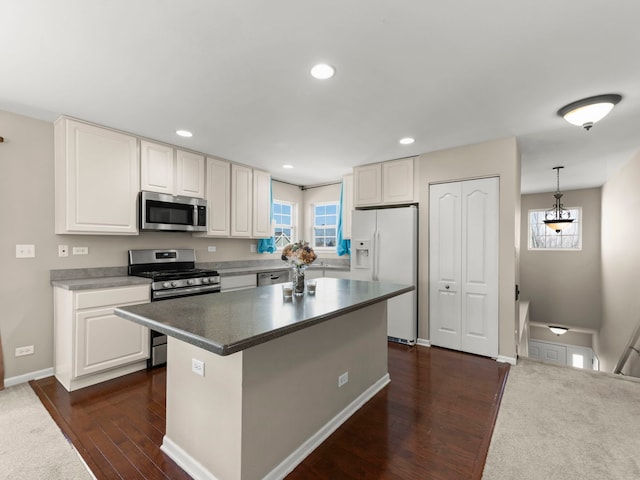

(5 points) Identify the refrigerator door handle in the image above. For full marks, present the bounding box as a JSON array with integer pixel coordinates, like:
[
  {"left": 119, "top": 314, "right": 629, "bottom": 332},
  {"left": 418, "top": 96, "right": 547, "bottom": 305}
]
[{"left": 373, "top": 230, "right": 381, "bottom": 281}]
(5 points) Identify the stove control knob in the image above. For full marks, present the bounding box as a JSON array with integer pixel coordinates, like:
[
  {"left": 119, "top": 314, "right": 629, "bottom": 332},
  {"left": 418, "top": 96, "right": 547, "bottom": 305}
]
[
  {"left": 201, "top": 278, "right": 209, "bottom": 284},
  {"left": 187, "top": 279, "right": 195, "bottom": 286},
  {"left": 209, "top": 276, "right": 218, "bottom": 283},
  {"left": 162, "top": 282, "right": 172, "bottom": 289},
  {"left": 171, "top": 281, "right": 178, "bottom": 288}
]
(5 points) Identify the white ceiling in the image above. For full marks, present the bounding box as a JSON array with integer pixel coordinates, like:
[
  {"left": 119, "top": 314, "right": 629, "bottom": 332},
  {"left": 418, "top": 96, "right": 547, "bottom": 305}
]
[{"left": 2, "top": 0, "right": 639, "bottom": 194}]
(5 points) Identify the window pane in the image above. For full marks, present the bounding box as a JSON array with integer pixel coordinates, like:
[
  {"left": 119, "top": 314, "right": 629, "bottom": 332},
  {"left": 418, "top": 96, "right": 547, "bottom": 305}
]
[
  {"left": 273, "top": 203, "right": 281, "bottom": 214},
  {"left": 282, "top": 204, "right": 291, "bottom": 215},
  {"left": 315, "top": 205, "right": 326, "bottom": 216},
  {"left": 326, "top": 215, "right": 337, "bottom": 226},
  {"left": 529, "top": 207, "right": 581, "bottom": 250},
  {"left": 326, "top": 204, "right": 337, "bottom": 215}
]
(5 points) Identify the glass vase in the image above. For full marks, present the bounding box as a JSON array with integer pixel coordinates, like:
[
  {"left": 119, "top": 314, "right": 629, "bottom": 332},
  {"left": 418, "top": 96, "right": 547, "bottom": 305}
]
[{"left": 292, "top": 266, "right": 305, "bottom": 296}]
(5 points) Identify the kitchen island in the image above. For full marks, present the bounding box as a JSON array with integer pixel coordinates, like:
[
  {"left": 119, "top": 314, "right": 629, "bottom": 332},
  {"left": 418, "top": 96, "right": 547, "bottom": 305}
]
[{"left": 115, "top": 278, "right": 413, "bottom": 480}]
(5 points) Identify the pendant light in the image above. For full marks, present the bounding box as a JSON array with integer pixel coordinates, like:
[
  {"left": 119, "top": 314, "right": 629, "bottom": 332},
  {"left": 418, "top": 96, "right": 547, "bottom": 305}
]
[
  {"left": 557, "top": 94, "right": 622, "bottom": 131},
  {"left": 544, "top": 166, "right": 574, "bottom": 233}
]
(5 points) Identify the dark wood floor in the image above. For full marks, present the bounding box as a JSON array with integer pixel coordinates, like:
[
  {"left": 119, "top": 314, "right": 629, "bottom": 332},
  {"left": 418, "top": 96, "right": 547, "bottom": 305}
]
[{"left": 31, "top": 344, "right": 509, "bottom": 480}]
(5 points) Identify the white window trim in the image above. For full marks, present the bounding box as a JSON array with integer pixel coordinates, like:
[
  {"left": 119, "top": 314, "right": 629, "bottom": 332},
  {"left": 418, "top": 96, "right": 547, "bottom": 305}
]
[
  {"left": 527, "top": 206, "right": 583, "bottom": 251},
  {"left": 273, "top": 199, "right": 297, "bottom": 251},
  {"left": 311, "top": 201, "right": 339, "bottom": 252}
]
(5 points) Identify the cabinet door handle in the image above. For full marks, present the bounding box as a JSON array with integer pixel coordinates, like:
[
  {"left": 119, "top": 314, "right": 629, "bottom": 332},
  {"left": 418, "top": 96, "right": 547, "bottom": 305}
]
[{"left": 445, "top": 285, "right": 450, "bottom": 289}]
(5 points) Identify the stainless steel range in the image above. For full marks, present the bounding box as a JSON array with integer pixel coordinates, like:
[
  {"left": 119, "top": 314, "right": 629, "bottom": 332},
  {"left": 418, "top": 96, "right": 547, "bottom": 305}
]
[{"left": 128, "top": 249, "right": 221, "bottom": 367}]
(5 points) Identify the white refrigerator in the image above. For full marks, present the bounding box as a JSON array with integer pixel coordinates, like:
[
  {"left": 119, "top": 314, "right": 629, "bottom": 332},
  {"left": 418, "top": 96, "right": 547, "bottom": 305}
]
[{"left": 350, "top": 206, "right": 418, "bottom": 344}]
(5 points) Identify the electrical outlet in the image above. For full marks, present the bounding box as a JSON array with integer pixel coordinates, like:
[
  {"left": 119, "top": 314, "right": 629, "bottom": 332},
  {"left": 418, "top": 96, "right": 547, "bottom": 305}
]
[
  {"left": 16, "top": 244, "right": 35, "bottom": 258},
  {"left": 72, "top": 246, "right": 89, "bottom": 255},
  {"left": 250, "top": 244, "right": 257, "bottom": 253},
  {"left": 338, "top": 371, "right": 349, "bottom": 388},
  {"left": 15, "top": 345, "right": 34, "bottom": 357},
  {"left": 192, "top": 358, "right": 205, "bottom": 377},
  {"left": 208, "top": 246, "right": 217, "bottom": 253},
  {"left": 58, "top": 245, "right": 68, "bottom": 257}
]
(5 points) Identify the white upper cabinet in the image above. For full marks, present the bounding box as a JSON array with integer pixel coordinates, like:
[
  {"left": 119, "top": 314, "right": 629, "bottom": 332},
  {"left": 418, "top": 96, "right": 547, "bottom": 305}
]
[
  {"left": 201, "top": 157, "right": 231, "bottom": 237},
  {"left": 354, "top": 157, "right": 415, "bottom": 207},
  {"left": 199, "top": 161, "right": 272, "bottom": 238},
  {"left": 382, "top": 158, "right": 414, "bottom": 204},
  {"left": 176, "top": 150, "right": 205, "bottom": 197},
  {"left": 353, "top": 163, "right": 382, "bottom": 206},
  {"left": 252, "top": 169, "right": 272, "bottom": 238},
  {"left": 55, "top": 117, "right": 139, "bottom": 235},
  {"left": 231, "top": 164, "right": 253, "bottom": 237},
  {"left": 140, "top": 140, "right": 174, "bottom": 194},
  {"left": 342, "top": 174, "right": 354, "bottom": 239},
  {"left": 140, "top": 140, "right": 205, "bottom": 198}
]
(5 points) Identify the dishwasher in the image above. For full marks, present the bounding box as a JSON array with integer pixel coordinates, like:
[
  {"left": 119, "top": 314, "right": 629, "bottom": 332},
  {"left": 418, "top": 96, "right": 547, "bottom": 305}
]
[{"left": 257, "top": 269, "right": 290, "bottom": 286}]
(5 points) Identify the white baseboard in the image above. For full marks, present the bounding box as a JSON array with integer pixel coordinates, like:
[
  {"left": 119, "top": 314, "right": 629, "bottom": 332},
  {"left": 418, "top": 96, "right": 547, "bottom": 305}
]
[
  {"left": 416, "top": 338, "right": 431, "bottom": 347},
  {"left": 4, "top": 367, "right": 54, "bottom": 388},
  {"left": 161, "top": 373, "right": 391, "bottom": 480},
  {"left": 496, "top": 355, "right": 517, "bottom": 365},
  {"left": 265, "top": 373, "right": 390, "bottom": 480},
  {"left": 161, "top": 437, "right": 219, "bottom": 480}
]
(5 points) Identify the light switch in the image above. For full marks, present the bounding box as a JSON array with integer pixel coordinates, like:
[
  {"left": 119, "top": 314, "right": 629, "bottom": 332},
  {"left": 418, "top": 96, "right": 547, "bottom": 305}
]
[{"left": 16, "top": 244, "right": 35, "bottom": 258}]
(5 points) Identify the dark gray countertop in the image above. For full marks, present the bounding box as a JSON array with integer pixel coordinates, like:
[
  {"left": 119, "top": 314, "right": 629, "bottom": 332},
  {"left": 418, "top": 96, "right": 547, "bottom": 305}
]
[{"left": 115, "top": 278, "right": 412, "bottom": 356}]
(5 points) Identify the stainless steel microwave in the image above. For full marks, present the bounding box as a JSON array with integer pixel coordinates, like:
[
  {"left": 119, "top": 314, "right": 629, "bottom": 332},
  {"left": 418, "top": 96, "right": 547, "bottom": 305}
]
[{"left": 139, "top": 191, "right": 207, "bottom": 232}]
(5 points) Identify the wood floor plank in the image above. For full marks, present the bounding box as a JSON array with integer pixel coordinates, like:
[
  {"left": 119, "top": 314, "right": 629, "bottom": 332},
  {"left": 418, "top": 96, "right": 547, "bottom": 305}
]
[{"left": 31, "top": 343, "right": 508, "bottom": 480}]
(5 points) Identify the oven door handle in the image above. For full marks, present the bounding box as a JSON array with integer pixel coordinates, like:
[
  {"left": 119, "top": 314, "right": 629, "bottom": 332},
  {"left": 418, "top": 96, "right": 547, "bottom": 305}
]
[{"left": 153, "top": 285, "right": 221, "bottom": 300}]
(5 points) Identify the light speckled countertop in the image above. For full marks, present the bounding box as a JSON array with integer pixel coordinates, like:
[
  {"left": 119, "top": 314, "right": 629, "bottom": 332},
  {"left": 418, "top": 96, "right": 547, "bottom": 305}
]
[
  {"left": 51, "top": 276, "right": 151, "bottom": 290},
  {"left": 115, "top": 278, "right": 412, "bottom": 356},
  {"left": 50, "top": 261, "right": 349, "bottom": 289}
]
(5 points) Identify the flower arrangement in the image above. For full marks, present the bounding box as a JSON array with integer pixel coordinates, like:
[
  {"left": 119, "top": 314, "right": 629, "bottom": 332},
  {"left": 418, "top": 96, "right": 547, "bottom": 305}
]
[{"left": 281, "top": 240, "right": 317, "bottom": 270}]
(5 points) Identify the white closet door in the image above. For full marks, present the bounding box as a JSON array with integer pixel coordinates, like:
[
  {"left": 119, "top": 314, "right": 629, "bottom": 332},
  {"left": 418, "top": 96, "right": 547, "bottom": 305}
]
[
  {"left": 429, "top": 177, "right": 499, "bottom": 357},
  {"left": 429, "top": 182, "right": 462, "bottom": 350},
  {"left": 460, "top": 178, "right": 499, "bottom": 357}
]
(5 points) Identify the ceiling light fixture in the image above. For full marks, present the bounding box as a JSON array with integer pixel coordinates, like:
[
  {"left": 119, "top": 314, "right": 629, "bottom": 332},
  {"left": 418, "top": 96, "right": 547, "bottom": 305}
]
[
  {"left": 549, "top": 326, "right": 569, "bottom": 336},
  {"left": 282, "top": 164, "right": 294, "bottom": 169},
  {"left": 399, "top": 137, "right": 415, "bottom": 145},
  {"left": 557, "top": 94, "right": 622, "bottom": 131},
  {"left": 310, "top": 63, "right": 335, "bottom": 80},
  {"left": 176, "top": 130, "right": 193, "bottom": 138},
  {"left": 544, "top": 166, "right": 574, "bottom": 233}
]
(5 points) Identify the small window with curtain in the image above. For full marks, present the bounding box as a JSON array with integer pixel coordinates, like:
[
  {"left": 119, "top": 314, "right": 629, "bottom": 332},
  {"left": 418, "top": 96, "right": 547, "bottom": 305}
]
[
  {"left": 313, "top": 202, "right": 338, "bottom": 249},
  {"left": 273, "top": 200, "right": 294, "bottom": 249},
  {"left": 528, "top": 207, "right": 582, "bottom": 250}
]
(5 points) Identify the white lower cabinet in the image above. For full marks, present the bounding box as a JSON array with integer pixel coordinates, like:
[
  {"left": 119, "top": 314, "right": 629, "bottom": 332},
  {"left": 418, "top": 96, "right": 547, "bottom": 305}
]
[
  {"left": 220, "top": 274, "right": 257, "bottom": 292},
  {"left": 54, "top": 285, "right": 150, "bottom": 392}
]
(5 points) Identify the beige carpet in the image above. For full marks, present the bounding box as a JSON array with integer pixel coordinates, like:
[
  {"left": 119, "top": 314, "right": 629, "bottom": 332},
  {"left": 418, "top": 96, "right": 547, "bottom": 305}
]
[
  {"left": 483, "top": 358, "right": 640, "bottom": 479},
  {"left": 0, "top": 383, "right": 94, "bottom": 480}
]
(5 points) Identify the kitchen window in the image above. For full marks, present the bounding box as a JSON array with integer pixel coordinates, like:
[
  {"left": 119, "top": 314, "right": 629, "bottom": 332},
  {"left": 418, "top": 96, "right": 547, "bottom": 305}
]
[
  {"left": 313, "top": 202, "right": 338, "bottom": 249},
  {"left": 528, "top": 207, "right": 582, "bottom": 250},
  {"left": 273, "top": 200, "right": 295, "bottom": 249}
]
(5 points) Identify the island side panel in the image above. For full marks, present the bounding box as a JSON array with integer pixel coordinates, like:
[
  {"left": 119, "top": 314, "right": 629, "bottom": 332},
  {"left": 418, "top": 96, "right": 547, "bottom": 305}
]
[
  {"left": 164, "top": 338, "right": 244, "bottom": 480},
  {"left": 241, "top": 302, "right": 388, "bottom": 480}
]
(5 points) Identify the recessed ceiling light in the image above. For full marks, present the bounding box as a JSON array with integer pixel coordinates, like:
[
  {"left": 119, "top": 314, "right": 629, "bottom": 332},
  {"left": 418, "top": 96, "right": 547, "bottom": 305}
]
[
  {"left": 310, "top": 64, "right": 335, "bottom": 80},
  {"left": 399, "top": 137, "right": 415, "bottom": 145},
  {"left": 176, "top": 130, "right": 193, "bottom": 138},
  {"left": 282, "top": 164, "right": 294, "bottom": 169}
]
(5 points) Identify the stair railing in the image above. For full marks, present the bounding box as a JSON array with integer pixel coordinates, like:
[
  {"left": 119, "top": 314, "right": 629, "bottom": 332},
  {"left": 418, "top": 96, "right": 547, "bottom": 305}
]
[{"left": 614, "top": 319, "right": 640, "bottom": 374}]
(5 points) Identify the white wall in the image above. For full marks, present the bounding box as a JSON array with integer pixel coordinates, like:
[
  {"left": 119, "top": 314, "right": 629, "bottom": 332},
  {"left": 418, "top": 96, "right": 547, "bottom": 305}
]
[
  {"left": 417, "top": 137, "right": 521, "bottom": 360},
  {"left": 520, "top": 188, "right": 602, "bottom": 331},
  {"left": 600, "top": 149, "right": 640, "bottom": 374}
]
